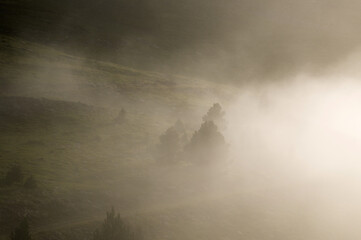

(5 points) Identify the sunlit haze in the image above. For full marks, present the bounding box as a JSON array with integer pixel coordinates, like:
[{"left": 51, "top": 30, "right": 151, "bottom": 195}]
[{"left": 2, "top": 1, "right": 361, "bottom": 240}]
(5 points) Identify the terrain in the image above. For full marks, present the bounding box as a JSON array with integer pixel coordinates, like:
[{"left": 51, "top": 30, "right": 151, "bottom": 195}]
[
  {"left": 3, "top": 1, "right": 359, "bottom": 239},
  {"left": 0, "top": 28, "right": 236, "bottom": 240}
]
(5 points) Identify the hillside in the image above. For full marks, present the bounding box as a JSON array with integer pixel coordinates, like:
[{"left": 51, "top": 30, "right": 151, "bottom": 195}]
[
  {"left": 0, "top": 2, "right": 241, "bottom": 239},
  {"left": 0, "top": 0, "right": 234, "bottom": 76},
  {"left": 3, "top": 0, "right": 361, "bottom": 239},
  {"left": 0, "top": 34, "right": 232, "bottom": 105},
  {"left": 0, "top": 31, "right": 235, "bottom": 239}
]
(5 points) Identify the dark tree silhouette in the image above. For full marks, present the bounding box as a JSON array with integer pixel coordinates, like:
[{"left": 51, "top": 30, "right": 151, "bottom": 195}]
[
  {"left": 4, "top": 165, "right": 23, "bottom": 185},
  {"left": 158, "top": 126, "right": 181, "bottom": 163},
  {"left": 186, "top": 121, "right": 227, "bottom": 165},
  {"left": 10, "top": 218, "right": 32, "bottom": 240},
  {"left": 93, "top": 208, "right": 139, "bottom": 240},
  {"left": 157, "top": 120, "right": 189, "bottom": 163},
  {"left": 202, "top": 103, "right": 226, "bottom": 130}
]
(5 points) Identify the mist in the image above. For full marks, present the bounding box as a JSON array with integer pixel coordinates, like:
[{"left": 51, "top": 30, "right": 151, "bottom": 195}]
[
  {"left": 2, "top": 0, "right": 361, "bottom": 82},
  {"left": 2, "top": 0, "right": 361, "bottom": 239},
  {"left": 219, "top": 75, "right": 361, "bottom": 239}
]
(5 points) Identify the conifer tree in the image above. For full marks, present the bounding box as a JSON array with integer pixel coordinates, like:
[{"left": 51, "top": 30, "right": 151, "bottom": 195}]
[
  {"left": 186, "top": 121, "right": 227, "bottom": 165},
  {"left": 202, "top": 103, "right": 226, "bottom": 130},
  {"left": 93, "top": 208, "right": 139, "bottom": 240}
]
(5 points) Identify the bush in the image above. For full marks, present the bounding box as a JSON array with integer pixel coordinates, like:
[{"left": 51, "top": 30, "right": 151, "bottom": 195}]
[{"left": 93, "top": 208, "right": 140, "bottom": 240}]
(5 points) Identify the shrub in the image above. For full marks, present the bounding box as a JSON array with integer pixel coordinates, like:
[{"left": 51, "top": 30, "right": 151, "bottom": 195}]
[{"left": 93, "top": 208, "right": 140, "bottom": 240}]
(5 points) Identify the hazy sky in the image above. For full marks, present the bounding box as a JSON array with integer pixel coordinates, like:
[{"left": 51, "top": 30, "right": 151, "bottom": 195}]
[
  {"left": 4, "top": 0, "right": 361, "bottom": 83},
  {"left": 178, "top": 0, "right": 361, "bottom": 82}
]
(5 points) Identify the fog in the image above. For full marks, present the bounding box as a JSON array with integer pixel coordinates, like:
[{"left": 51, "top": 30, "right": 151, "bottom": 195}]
[
  {"left": 3, "top": 0, "right": 361, "bottom": 239},
  {"left": 3, "top": 0, "right": 361, "bottom": 82},
  {"left": 102, "top": 74, "right": 361, "bottom": 239},
  {"left": 218, "top": 74, "right": 361, "bottom": 239}
]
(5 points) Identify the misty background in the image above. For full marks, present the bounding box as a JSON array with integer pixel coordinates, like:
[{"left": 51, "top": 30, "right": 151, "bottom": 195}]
[
  {"left": 2, "top": 0, "right": 361, "bottom": 82},
  {"left": 2, "top": 0, "right": 361, "bottom": 240}
]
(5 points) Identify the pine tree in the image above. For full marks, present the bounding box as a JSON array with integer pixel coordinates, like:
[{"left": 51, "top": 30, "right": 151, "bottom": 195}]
[
  {"left": 186, "top": 121, "right": 227, "bottom": 165},
  {"left": 93, "top": 208, "right": 139, "bottom": 240},
  {"left": 202, "top": 103, "right": 226, "bottom": 130}
]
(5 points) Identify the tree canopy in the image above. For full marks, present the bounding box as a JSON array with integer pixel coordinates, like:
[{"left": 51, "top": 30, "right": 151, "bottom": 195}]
[
  {"left": 186, "top": 121, "right": 227, "bottom": 165},
  {"left": 202, "top": 103, "right": 226, "bottom": 130}
]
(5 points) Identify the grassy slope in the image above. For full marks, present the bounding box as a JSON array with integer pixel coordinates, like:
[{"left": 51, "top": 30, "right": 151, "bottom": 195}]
[
  {"left": 0, "top": 0, "right": 226, "bottom": 71},
  {"left": 0, "top": 34, "right": 236, "bottom": 239},
  {"left": 0, "top": 1, "right": 240, "bottom": 239}
]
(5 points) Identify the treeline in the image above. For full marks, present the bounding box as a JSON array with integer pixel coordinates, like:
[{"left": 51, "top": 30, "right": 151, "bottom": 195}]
[
  {"left": 157, "top": 103, "right": 228, "bottom": 165},
  {"left": 10, "top": 208, "right": 140, "bottom": 240}
]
